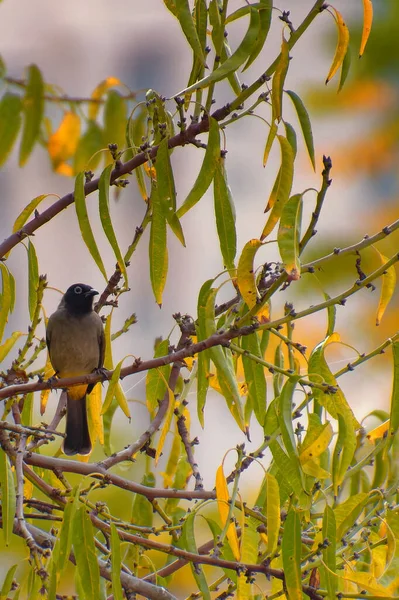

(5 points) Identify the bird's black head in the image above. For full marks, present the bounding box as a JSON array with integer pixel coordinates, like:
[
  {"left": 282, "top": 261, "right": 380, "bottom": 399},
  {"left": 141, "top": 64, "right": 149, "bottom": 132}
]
[{"left": 63, "top": 283, "right": 98, "bottom": 315}]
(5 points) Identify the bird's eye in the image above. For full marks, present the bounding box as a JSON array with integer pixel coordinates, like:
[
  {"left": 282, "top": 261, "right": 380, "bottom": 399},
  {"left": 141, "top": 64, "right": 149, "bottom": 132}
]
[{"left": 74, "top": 286, "right": 83, "bottom": 295}]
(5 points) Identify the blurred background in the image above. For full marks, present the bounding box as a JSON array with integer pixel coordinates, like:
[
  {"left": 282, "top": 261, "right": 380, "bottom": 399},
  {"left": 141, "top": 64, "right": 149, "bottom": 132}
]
[{"left": 1, "top": 0, "right": 399, "bottom": 595}]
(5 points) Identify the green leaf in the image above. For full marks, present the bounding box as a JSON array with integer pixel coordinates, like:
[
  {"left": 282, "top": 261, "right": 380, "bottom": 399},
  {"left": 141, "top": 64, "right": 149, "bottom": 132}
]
[
  {"left": 266, "top": 473, "right": 280, "bottom": 554},
  {"left": 263, "top": 120, "right": 278, "bottom": 168},
  {"left": 176, "top": 7, "right": 260, "bottom": 95},
  {"left": 0, "top": 93, "right": 22, "bottom": 167},
  {"left": 183, "top": 513, "right": 211, "bottom": 600},
  {"left": 389, "top": 341, "right": 399, "bottom": 440},
  {"left": 74, "top": 121, "right": 104, "bottom": 173},
  {"left": 21, "top": 392, "right": 34, "bottom": 426},
  {"left": 58, "top": 487, "right": 80, "bottom": 573},
  {"left": 110, "top": 524, "right": 124, "bottom": 600},
  {"left": 146, "top": 338, "right": 171, "bottom": 416},
  {"left": 149, "top": 183, "right": 168, "bottom": 305},
  {"left": 27, "top": 240, "right": 39, "bottom": 320},
  {"left": 0, "top": 264, "right": 12, "bottom": 341},
  {"left": 277, "top": 377, "right": 301, "bottom": 459},
  {"left": 278, "top": 193, "right": 303, "bottom": 280},
  {"left": 101, "top": 357, "right": 130, "bottom": 418},
  {"left": 0, "top": 564, "right": 17, "bottom": 600},
  {"left": 214, "top": 157, "right": 237, "bottom": 273},
  {"left": 103, "top": 90, "right": 127, "bottom": 153},
  {"left": 132, "top": 472, "right": 155, "bottom": 527},
  {"left": 282, "top": 510, "right": 302, "bottom": 600},
  {"left": 242, "top": 333, "right": 267, "bottom": 426},
  {"left": 285, "top": 90, "right": 316, "bottom": 170},
  {"left": 98, "top": 164, "right": 128, "bottom": 285},
  {"left": 196, "top": 280, "right": 214, "bottom": 427},
  {"left": 0, "top": 448, "right": 16, "bottom": 546},
  {"left": 72, "top": 506, "right": 100, "bottom": 600},
  {"left": 338, "top": 46, "right": 352, "bottom": 92},
  {"left": 175, "top": 0, "right": 205, "bottom": 65},
  {"left": 12, "top": 194, "right": 53, "bottom": 235},
  {"left": 0, "top": 331, "right": 24, "bottom": 362},
  {"left": 19, "top": 64, "right": 44, "bottom": 165},
  {"left": 324, "top": 292, "right": 336, "bottom": 336},
  {"left": 177, "top": 117, "right": 220, "bottom": 218},
  {"left": 334, "top": 492, "right": 369, "bottom": 541},
  {"left": 155, "top": 137, "right": 185, "bottom": 245},
  {"left": 243, "top": 0, "right": 272, "bottom": 71},
  {"left": 332, "top": 411, "right": 356, "bottom": 494},
  {"left": 284, "top": 121, "right": 298, "bottom": 157},
  {"left": 261, "top": 135, "right": 294, "bottom": 240},
  {"left": 272, "top": 35, "right": 289, "bottom": 123},
  {"left": 322, "top": 505, "right": 337, "bottom": 598},
  {"left": 74, "top": 171, "right": 108, "bottom": 281}
]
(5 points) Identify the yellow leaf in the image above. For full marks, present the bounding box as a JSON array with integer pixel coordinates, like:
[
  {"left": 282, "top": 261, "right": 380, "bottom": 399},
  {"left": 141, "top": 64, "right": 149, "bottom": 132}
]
[
  {"left": 360, "top": 0, "right": 373, "bottom": 57},
  {"left": 367, "top": 419, "right": 389, "bottom": 441},
  {"left": 326, "top": 8, "right": 350, "bottom": 84},
  {"left": 343, "top": 568, "right": 390, "bottom": 596},
  {"left": 144, "top": 161, "right": 156, "bottom": 179},
  {"left": 237, "top": 239, "right": 262, "bottom": 309},
  {"left": 40, "top": 389, "right": 50, "bottom": 416},
  {"left": 89, "top": 76, "right": 121, "bottom": 120},
  {"left": 215, "top": 464, "right": 240, "bottom": 560},
  {"left": 299, "top": 422, "right": 333, "bottom": 464},
  {"left": 88, "top": 383, "right": 104, "bottom": 445},
  {"left": 155, "top": 373, "right": 176, "bottom": 465},
  {"left": 55, "top": 162, "right": 74, "bottom": 177},
  {"left": 375, "top": 250, "right": 396, "bottom": 325},
  {"left": 48, "top": 112, "right": 80, "bottom": 171}
]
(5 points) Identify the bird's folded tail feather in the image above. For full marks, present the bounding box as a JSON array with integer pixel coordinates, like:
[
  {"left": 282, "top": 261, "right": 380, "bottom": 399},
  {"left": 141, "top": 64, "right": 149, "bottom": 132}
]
[{"left": 64, "top": 394, "right": 92, "bottom": 456}]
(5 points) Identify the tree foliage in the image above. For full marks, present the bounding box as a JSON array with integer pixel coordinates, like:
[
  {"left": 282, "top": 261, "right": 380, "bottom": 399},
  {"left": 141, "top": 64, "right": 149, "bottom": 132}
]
[{"left": 2, "top": 1, "right": 399, "bottom": 599}]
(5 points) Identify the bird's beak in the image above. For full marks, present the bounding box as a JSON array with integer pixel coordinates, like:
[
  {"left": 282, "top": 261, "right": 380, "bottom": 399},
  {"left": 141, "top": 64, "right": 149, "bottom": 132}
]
[{"left": 85, "top": 289, "right": 99, "bottom": 298}]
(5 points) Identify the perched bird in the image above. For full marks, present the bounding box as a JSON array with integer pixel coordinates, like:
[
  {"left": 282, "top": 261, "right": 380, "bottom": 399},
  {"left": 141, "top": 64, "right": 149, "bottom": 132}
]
[{"left": 46, "top": 283, "right": 105, "bottom": 455}]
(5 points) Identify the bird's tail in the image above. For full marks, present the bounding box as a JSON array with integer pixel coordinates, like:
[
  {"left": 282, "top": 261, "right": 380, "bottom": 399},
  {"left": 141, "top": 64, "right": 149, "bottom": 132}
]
[{"left": 64, "top": 394, "right": 92, "bottom": 456}]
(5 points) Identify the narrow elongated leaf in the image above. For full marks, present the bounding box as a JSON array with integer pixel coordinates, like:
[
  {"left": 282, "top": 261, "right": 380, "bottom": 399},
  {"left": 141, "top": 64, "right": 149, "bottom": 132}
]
[
  {"left": 19, "top": 64, "right": 44, "bottom": 165},
  {"left": 0, "top": 264, "right": 12, "bottom": 341},
  {"left": 58, "top": 487, "right": 80, "bottom": 573},
  {"left": 242, "top": 333, "right": 267, "bottom": 426},
  {"left": 155, "top": 379, "right": 175, "bottom": 464},
  {"left": 89, "top": 76, "right": 121, "bottom": 121},
  {"left": 272, "top": 35, "right": 289, "bottom": 123},
  {"left": 196, "top": 280, "right": 214, "bottom": 426},
  {"left": 74, "top": 121, "right": 104, "bottom": 173},
  {"left": 0, "top": 331, "right": 24, "bottom": 362},
  {"left": 175, "top": 0, "right": 205, "bottom": 65},
  {"left": 48, "top": 111, "right": 80, "bottom": 173},
  {"left": 27, "top": 240, "right": 39, "bottom": 320},
  {"left": 263, "top": 120, "right": 278, "bottom": 168},
  {"left": 12, "top": 194, "right": 55, "bottom": 234},
  {"left": 72, "top": 506, "right": 100, "bottom": 600},
  {"left": 214, "top": 157, "right": 237, "bottom": 273},
  {"left": 325, "top": 8, "right": 350, "bottom": 84},
  {"left": 177, "top": 117, "right": 220, "bottom": 217},
  {"left": 277, "top": 377, "right": 301, "bottom": 458},
  {"left": 149, "top": 183, "right": 168, "bottom": 305},
  {"left": 282, "top": 510, "right": 302, "bottom": 600},
  {"left": 284, "top": 121, "right": 298, "bottom": 157},
  {"left": 266, "top": 473, "right": 280, "bottom": 554},
  {"left": 0, "top": 564, "right": 17, "bottom": 599},
  {"left": 8, "top": 271, "right": 15, "bottom": 314},
  {"left": 216, "top": 464, "right": 240, "bottom": 560},
  {"left": 146, "top": 338, "right": 171, "bottom": 416},
  {"left": 285, "top": 90, "right": 315, "bottom": 170},
  {"left": 375, "top": 249, "right": 396, "bottom": 325},
  {"left": 155, "top": 137, "right": 185, "bottom": 245},
  {"left": 74, "top": 171, "right": 107, "bottom": 281},
  {"left": 324, "top": 292, "right": 336, "bottom": 336},
  {"left": 0, "top": 93, "right": 22, "bottom": 167},
  {"left": 299, "top": 416, "right": 333, "bottom": 465},
  {"left": 360, "top": 0, "right": 373, "bottom": 57},
  {"left": 243, "top": 0, "right": 272, "bottom": 71},
  {"left": 101, "top": 357, "right": 130, "bottom": 418},
  {"left": 176, "top": 8, "right": 260, "bottom": 95},
  {"left": 322, "top": 505, "right": 337, "bottom": 598},
  {"left": 0, "top": 448, "right": 16, "bottom": 546},
  {"left": 338, "top": 46, "right": 352, "bottom": 92},
  {"left": 237, "top": 239, "right": 262, "bottom": 308},
  {"left": 103, "top": 90, "right": 127, "bottom": 151},
  {"left": 389, "top": 342, "right": 399, "bottom": 438},
  {"left": 238, "top": 513, "right": 258, "bottom": 599},
  {"left": 261, "top": 135, "right": 294, "bottom": 239},
  {"left": 183, "top": 513, "right": 211, "bottom": 600},
  {"left": 334, "top": 492, "right": 369, "bottom": 540},
  {"left": 98, "top": 164, "right": 128, "bottom": 284},
  {"left": 278, "top": 193, "right": 303, "bottom": 280},
  {"left": 110, "top": 524, "right": 123, "bottom": 600}
]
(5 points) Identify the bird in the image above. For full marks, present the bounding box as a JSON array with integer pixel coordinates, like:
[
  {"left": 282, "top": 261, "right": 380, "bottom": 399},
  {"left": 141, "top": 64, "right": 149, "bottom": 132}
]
[{"left": 46, "top": 283, "right": 105, "bottom": 456}]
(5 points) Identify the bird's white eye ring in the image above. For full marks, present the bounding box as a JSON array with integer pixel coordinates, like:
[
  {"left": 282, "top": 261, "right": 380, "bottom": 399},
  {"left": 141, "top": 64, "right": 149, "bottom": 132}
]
[{"left": 74, "top": 286, "right": 83, "bottom": 295}]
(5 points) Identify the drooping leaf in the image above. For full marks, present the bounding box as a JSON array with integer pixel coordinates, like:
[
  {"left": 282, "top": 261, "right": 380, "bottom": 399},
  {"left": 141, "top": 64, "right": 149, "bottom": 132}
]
[
  {"left": 375, "top": 249, "right": 396, "bottom": 326},
  {"left": 27, "top": 240, "right": 39, "bottom": 320},
  {"left": 155, "top": 378, "right": 175, "bottom": 465},
  {"left": 282, "top": 510, "right": 302, "bottom": 600},
  {"left": 278, "top": 193, "right": 303, "bottom": 280},
  {"left": 263, "top": 120, "right": 278, "bottom": 168},
  {"left": 322, "top": 505, "right": 337, "bottom": 598},
  {"left": 72, "top": 506, "right": 101, "bottom": 600},
  {"left": 0, "top": 564, "right": 18, "bottom": 600},
  {"left": 266, "top": 473, "right": 280, "bottom": 555},
  {"left": 57, "top": 487, "right": 80, "bottom": 574},
  {"left": 261, "top": 135, "right": 294, "bottom": 239},
  {"left": 103, "top": 90, "right": 127, "bottom": 157},
  {"left": 19, "top": 64, "right": 44, "bottom": 165},
  {"left": 110, "top": 524, "right": 124, "bottom": 600},
  {"left": 325, "top": 8, "right": 350, "bottom": 84},
  {"left": 0, "top": 93, "right": 22, "bottom": 167},
  {"left": 0, "top": 264, "right": 12, "bottom": 341},
  {"left": 0, "top": 331, "right": 24, "bottom": 363},
  {"left": 74, "top": 121, "right": 104, "bottom": 173},
  {"left": 334, "top": 492, "right": 369, "bottom": 540},
  {"left": 338, "top": 45, "right": 352, "bottom": 92},
  {"left": 149, "top": 183, "right": 168, "bottom": 305},
  {"left": 243, "top": 0, "right": 272, "bottom": 71},
  {"left": 48, "top": 111, "right": 80, "bottom": 174},
  {"left": 183, "top": 513, "right": 211, "bottom": 600},
  {"left": 214, "top": 156, "right": 237, "bottom": 273},
  {"left": 98, "top": 164, "right": 128, "bottom": 284},
  {"left": 196, "top": 279, "right": 214, "bottom": 427},
  {"left": 89, "top": 76, "right": 121, "bottom": 121},
  {"left": 74, "top": 171, "right": 107, "bottom": 281},
  {"left": 389, "top": 342, "right": 399, "bottom": 440},
  {"left": 155, "top": 137, "right": 185, "bottom": 245},
  {"left": 146, "top": 338, "right": 171, "bottom": 416},
  {"left": 175, "top": 7, "right": 260, "bottom": 95},
  {"left": 271, "top": 34, "right": 289, "bottom": 123},
  {"left": 174, "top": 0, "right": 205, "bottom": 65},
  {"left": 0, "top": 448, "right": 16, "bottom": 546},
  {"left": 177, "top": 117, "right": 220, "bottom": 217},
  {"left": 216, "top": 464, "right": 240, "bottom": 560},
  {"left": 12, "top": 194, "right": 56, "bottom": 235},
  {"left": 242, "top": 333, "right": 267, "bottom": 427},
  {"left": 237, "top": 239, "right": 262, "bottom": 309},
  {"left": 101, "top": 357, "right": 130, "bottom": 418},
  {"left": 285, "top": 90, "right": 315, "bottom": 170},
  {"left": 360, "top": 0, "right": 373, "bottom": 57}
]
